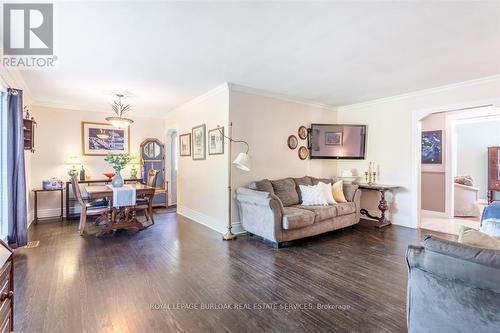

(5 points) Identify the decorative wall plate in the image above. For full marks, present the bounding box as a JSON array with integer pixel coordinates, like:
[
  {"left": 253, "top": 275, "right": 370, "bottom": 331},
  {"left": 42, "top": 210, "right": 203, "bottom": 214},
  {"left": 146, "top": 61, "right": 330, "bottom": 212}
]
[
  {"left": 287, "top": 135, "right": 298, "bottom": 150},
  {"left": 298, "top": 146, "right": 309, "bottom": 160},
  {"left": 298, "top": 126, "right": 308, "bottom": 140}
]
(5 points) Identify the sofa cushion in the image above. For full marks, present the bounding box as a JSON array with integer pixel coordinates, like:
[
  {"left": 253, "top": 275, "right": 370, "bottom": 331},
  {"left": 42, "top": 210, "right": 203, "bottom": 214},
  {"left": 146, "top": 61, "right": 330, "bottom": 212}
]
[
  {"left": 311, "top": 177, "right": 333, "bottom": 185},
  {"left": 252, "top": 179, "right": 274, "bottom": 194},
  {"left": 294, "top": 205, "right": 337, "bottom": 222},
  {"left": 271, "top": 178, "right": 300, "bottom": 206},
  {"left": 293, "top": 176, "right": 313, "bottom": 202},
  {"left": 335, "top": 202, "right": 356, "bottom": 216},
  {"left": 458, "top": 226, "right": 500, "bottom": 250},
  {"left": 282, "top": 207, "right": 315, "bottom": 230}
]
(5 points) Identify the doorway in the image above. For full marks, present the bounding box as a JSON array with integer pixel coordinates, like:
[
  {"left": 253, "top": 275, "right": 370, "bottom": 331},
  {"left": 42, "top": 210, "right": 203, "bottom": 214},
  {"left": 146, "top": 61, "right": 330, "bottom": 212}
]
[{"left": 416, "top": 105, "right": 500, "bottom": 234}]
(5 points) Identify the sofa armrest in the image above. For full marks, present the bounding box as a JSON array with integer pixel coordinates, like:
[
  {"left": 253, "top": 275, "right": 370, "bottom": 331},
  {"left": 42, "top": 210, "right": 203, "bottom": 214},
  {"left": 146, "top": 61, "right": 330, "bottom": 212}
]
[
  {"left": 235, "top": 188, "right": 284, "bottom": 242},
  {"left": 343, "top": 184, "right": 359, "bottom": 202}
]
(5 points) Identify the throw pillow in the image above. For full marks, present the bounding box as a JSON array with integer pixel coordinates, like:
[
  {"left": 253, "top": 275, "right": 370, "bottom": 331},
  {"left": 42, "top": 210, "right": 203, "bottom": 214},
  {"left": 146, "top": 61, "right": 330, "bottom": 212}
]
[
  {"left": 318, "top": 182, "right": 336, "bottom": 205},
  {"left": 271, "top": 178, "right": 300, "bottom": 206},
  {"left": 332, "top": 180, "right": 347, "bottom": 203},
  {"left": 480, "top": 218, "right": 500, "bottom": 237},
  {"left": 458, "top": 226, "right": 500, "bottom": 250},
  {"left": 299, "top": 184, "right": 328, "bottom": 206}
]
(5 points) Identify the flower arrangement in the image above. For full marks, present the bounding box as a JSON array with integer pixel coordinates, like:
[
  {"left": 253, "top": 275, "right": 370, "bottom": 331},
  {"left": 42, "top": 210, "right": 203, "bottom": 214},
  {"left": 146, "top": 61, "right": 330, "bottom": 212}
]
[{"left": 104, "top": 153, "right": 131, "bottom": 171}]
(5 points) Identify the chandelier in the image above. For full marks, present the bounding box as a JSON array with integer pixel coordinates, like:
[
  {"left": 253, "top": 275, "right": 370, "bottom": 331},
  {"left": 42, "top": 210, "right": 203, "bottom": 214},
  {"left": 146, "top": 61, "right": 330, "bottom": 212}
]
[{"left": 105, "top": 94, "right": 134, "bottom": 128}]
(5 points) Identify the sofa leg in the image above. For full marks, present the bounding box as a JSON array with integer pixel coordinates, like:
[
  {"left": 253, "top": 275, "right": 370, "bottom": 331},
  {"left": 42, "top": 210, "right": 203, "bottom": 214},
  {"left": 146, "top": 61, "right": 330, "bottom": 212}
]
[
  {"left": 350, "top": 225, "right": 356, "bottom": 231},
  {"left": 272, "top": 242, "right": 283, "bottom": 249},
  {"left": 247, "top": 232, "right": 254, "bottom": 237}
]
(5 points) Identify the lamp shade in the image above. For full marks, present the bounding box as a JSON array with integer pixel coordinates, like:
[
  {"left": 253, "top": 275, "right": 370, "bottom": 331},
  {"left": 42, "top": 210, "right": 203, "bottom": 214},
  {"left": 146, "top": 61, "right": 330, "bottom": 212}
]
[
  {"left": 65, "top": 156, "right": 82, "bottom": 165},
  {"left": 232, "top": 152, "right": 251, "bottom": 171}
]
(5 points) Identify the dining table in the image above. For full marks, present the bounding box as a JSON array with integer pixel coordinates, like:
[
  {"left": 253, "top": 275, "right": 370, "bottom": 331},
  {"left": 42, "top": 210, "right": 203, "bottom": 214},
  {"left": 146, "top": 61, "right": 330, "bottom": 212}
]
[{"left": 84, "top": 183, "right": 156, "bottom": 236}]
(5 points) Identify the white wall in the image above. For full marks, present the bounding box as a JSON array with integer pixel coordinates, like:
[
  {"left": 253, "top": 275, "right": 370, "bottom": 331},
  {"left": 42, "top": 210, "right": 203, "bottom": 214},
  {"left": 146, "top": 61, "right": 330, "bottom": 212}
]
[
  {"left": 456, "top": 117, "right": 500, "bottom": 200},
  {"left": 336, "top": 77, "right": 500, "bottom": 228},
  {"left": 229, "top": 88, "right": 338, "bottom": 223},
  {"left": 29, "top": 105, "right": 165, "bottom": 219},
  {"left": 164, "top": 85, "right": 230, "bottom": 234}
]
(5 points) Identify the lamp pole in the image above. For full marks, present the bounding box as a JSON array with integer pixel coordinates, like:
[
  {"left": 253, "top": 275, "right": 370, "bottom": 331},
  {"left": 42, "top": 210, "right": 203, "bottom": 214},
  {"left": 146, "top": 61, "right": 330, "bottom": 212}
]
[{"left": 223, "top": 122, "right": 236, "bottom": 241}]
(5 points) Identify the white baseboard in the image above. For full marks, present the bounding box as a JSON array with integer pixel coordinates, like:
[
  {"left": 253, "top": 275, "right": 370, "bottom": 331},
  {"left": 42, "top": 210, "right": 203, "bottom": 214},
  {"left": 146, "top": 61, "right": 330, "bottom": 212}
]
[
  {"left": 421, "top": 209, "right": 448, "bottom": 218},
  {"left": 177, "top": 205, "right": 227, "bottom": 234}
]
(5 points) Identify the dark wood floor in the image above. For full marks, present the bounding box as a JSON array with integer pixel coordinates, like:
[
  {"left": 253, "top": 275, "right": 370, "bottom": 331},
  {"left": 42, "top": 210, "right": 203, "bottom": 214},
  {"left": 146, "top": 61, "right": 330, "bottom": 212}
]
[{"left": 13, "top": 211, "right": 454, "bottom": 333}]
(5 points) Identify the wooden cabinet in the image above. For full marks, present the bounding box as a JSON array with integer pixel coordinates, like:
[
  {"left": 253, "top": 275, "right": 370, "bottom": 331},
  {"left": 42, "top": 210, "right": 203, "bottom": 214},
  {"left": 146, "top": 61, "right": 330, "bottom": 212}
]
[
  {"left": 23, "top": 118, "right": 36, "bottom": 152},
  {"left": 488, "top": 146, "right": 500, "bottom": 203},
  {"left": 140, "top": 138, "right": 168, "bottom": 207},
  {"left": 0, "top": 241, "right": 13, "bottom": 333}
]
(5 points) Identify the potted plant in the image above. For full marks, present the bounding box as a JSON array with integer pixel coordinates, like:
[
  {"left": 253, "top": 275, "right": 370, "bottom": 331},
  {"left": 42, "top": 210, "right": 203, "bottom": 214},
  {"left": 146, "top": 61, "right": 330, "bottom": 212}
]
[{"left": 104, "top": 153, "right": 131, "bottom": 187}]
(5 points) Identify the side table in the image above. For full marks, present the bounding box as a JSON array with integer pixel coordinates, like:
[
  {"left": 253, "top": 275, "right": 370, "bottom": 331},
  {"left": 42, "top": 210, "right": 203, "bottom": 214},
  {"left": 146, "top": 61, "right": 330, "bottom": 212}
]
[
  {"left": 358, "top": 184, "right": 400, "bottom": 228},
  {"left": 32, "top": 188, "right": 64, "bottom": 224}
]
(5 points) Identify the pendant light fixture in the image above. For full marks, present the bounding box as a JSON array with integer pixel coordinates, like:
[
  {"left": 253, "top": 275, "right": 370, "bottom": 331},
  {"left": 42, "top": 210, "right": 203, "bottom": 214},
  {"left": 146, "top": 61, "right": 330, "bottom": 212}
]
[{"left": 105, "top": 93, "right": 134, "bottom": 128}]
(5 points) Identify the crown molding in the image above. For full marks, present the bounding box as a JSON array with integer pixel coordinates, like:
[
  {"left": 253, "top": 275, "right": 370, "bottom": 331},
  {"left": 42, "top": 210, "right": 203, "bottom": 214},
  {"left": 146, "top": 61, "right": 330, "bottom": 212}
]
[
  {"left": 228, "top": 83, "right": 336, "bottom": 110},
  {"left": 165, "top": 83, "right": 230, "bottom": 117},
  {"left": 338, "top": 74, "right": 500, "bottom": 112}
]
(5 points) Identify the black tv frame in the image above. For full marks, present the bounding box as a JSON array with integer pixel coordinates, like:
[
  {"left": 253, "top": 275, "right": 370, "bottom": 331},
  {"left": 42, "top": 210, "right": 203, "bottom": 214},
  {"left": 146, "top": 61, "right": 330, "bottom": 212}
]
[{"left": 307, "top": 123, "right": 367, "bottom": 160}]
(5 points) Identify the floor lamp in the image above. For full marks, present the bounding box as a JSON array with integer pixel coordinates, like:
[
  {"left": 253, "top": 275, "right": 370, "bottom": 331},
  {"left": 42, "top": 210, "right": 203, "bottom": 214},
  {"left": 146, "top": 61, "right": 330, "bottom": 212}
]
[{"left": 218, "top": 122, "right": 251, "bottom": 241}]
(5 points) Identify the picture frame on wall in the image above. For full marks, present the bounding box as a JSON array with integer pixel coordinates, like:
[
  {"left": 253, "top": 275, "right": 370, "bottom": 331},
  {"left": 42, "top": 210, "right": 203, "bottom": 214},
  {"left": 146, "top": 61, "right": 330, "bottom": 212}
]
[
  {"left": 208, "top": 127, "right": 224, "bottom": 155},
  {"left": 325, "top": 131, "right": 343, "bottom": 146},
  {"left": 81, "top": 121, "right": 130, "bottom": 156},
  {"left": 192, "top": 124, "right": 206, "bottom": 160},
  {"left": 421, "top": 130, "right": 442, "bottom": 164},
  {"left": 179, "top": 133, "right": 191, "bottom": 156}
]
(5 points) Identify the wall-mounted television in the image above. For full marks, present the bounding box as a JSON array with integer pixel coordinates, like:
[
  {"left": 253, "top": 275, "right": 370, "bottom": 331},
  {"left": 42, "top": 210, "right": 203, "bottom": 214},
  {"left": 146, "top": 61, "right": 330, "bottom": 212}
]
[{"left": 309, "top": 124, "right": 366, "bottom": 159}]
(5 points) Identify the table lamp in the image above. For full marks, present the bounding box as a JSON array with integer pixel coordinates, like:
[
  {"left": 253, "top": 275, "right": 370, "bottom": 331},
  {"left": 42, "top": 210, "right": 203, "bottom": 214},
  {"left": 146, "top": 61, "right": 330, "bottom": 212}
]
[
  {"left": 65, "top": 156, "right": 82, "bottom": 176},
  {"left": 129, "top": 156, "right": 141, "bottom": 179}
]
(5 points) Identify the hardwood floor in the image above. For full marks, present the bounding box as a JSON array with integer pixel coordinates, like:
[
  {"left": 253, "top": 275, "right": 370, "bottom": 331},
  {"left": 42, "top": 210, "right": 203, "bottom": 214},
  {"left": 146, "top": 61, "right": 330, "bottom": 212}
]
[{"left": 14, "top": 211, "right": 454, "bottom": 333}]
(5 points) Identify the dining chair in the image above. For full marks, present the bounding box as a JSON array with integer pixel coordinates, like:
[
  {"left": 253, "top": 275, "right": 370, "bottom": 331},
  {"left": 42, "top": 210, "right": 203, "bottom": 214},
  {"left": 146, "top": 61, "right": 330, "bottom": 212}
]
[
  {"left": 70, "top": 174, "right": 109, "bottom": 235},
  {"left": 136, "top": 169, "right": 159, "bottom": 224}
]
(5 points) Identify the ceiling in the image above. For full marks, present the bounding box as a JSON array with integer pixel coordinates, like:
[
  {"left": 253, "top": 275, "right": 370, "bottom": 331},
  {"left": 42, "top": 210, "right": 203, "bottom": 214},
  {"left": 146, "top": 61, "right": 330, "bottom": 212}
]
[{"left": 14, "top": 1, "right": 500, "bottom": 118}]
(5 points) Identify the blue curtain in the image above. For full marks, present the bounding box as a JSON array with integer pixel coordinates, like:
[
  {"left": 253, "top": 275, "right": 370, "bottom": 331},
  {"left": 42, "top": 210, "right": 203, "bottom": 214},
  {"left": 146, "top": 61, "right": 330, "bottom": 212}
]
[{"left": 7, "top": 88, "right": 27, "bottom": 247}]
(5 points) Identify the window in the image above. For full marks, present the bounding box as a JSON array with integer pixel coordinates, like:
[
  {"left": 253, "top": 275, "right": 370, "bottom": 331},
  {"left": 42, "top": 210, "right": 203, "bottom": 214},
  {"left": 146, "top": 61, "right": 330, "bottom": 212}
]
[{"left": 0, "top": 88, "right": 7, "bottom": 240}]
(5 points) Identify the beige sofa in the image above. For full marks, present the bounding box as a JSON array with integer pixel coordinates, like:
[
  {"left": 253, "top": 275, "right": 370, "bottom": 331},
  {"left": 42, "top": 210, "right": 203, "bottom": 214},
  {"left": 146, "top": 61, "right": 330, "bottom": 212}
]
[{"left": 235, "top": 176, "right": 361, "bottom": 248}]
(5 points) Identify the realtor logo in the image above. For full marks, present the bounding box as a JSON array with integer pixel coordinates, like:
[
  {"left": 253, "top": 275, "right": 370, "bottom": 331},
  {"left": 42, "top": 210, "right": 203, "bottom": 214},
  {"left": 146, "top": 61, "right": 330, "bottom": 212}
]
[{"left": 3, "top": 3, "right": 53, "bottom": 55}]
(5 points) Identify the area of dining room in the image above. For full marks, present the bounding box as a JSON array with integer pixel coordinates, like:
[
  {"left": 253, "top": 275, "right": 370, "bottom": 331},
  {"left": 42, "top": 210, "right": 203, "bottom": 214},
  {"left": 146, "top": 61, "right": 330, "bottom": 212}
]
[{"left": 23, "top": 101, "right": 172, "bottom": 239}]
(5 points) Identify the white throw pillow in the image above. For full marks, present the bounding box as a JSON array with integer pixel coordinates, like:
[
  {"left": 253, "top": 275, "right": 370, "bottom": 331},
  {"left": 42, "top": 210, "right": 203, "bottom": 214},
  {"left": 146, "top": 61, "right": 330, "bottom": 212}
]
[
  {"left": 318, "top": 182, "right": 336, "bottom": 205},
  {"left": 299, "top": 184, "right": 328, "bottom": 206},
  {"left": 480, "top": 218, "right": 500, "bottom": 237}
]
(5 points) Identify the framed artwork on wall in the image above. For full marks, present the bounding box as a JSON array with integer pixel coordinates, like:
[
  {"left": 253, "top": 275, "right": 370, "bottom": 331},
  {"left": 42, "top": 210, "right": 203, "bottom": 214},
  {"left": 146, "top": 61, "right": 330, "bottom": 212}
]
[
  {"left": 421, "top": 130, "right": 443, "bottom": 164},
  {"left": 81, "top": 121, "right": 130, "bottom": 156},
  {"left": 192, "top": 124, "right": 206, "bottom": 160},
  {"left": 325, "top": 131, "right": 343, "bottom": 146},
  {"left": 208, "top": 127, "right": 224, "bottom": 155},
  {"left": 179, "top": 133, "right": 191, "bottom": 156},
  {"left": 298, "top": 126, "right": 308, "bottom": 140},
  {"left": 298, "top": 146, "right": 309, "bottom": 160},
  {"left": 287, "top": 135, "right": 298, "bottom": 149}
]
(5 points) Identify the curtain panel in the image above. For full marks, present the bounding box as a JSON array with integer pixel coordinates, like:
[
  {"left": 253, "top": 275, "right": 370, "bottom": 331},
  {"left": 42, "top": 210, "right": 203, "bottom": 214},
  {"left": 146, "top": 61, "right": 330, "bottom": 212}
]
[{"left": 7, "top": 88, "right": 27, "bottom": 247}]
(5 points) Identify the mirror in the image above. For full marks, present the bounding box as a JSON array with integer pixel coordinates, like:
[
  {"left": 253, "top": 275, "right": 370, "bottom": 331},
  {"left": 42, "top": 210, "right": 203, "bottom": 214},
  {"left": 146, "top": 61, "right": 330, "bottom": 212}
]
[{"left": 143, "top": 141, "right": 161, "bottom": 159}]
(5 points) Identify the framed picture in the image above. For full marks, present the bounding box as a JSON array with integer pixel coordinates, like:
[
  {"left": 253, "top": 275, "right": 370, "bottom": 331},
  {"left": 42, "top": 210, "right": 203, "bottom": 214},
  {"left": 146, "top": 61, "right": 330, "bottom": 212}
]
[
  {"left": 192, "top": 124, "right": 206, "bottom": 160},
  {"left": 179, "top": 133, "right": 191, "bottom": 156},
  {"left": 422, "top": 130, "right": 442, "bottom": 164},
  {"left": 325, "top": 131, "right": 343, "bottom": 146},
  {"left": 208, "top": 127, "right": 224, "bottom": 155},
  {"left": 298, "top": 126, "right": 308, "bottom": 140},
  {"left": 81, "top": 121, "right": 130, "bottom": 156},
  {"left": 287, "top": 135, "right": 298, "bottom": 150}
]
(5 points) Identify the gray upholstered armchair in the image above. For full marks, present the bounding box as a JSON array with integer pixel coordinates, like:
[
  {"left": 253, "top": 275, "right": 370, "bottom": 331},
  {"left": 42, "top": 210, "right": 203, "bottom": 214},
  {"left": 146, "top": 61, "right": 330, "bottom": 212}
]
[
  {"left": 235, "top": 176, "right": 361, "bottom": 247},
  {"left": 406, "top": 236, "right": 500, "bottom": 333}
]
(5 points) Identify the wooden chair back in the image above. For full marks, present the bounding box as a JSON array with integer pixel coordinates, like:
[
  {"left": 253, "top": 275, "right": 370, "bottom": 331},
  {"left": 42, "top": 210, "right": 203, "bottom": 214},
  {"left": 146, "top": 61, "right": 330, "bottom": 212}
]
[
  {"left": 70, "top": 174, "right": 86, "bottom": 207},
  {"left": 146, "top": 169, "right": 159, "bottom": 188}
]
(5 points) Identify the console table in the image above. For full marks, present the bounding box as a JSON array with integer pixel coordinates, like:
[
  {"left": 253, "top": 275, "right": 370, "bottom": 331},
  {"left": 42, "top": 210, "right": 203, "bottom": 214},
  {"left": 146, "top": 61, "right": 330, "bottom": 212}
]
[
  {"left": 358, "top": 184, "right": 400, "bottom": 228},
  {"left": 32, "top": 188, "right": 63, "bottom": 224}
]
